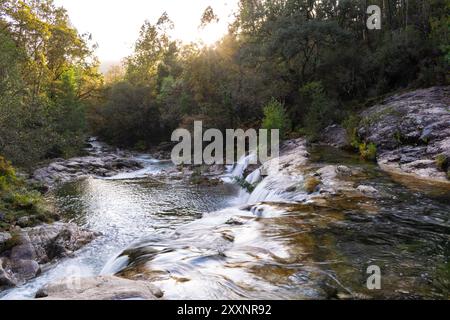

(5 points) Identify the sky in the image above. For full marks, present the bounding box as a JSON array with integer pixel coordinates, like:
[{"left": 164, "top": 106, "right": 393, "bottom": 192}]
[{"left": 54, "top": 0, "right": 239, "bottom": 71}]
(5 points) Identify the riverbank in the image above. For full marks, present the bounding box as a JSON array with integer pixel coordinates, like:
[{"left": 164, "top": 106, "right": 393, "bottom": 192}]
[
  {"left": 1, "top": 87, "right": 449, "bottom": 300},
  {"left": 323, "top": 86, "right": 450, "bottom": 187},
  {"left": 19, "top": 138, "right": 448, "bottom": 300}
]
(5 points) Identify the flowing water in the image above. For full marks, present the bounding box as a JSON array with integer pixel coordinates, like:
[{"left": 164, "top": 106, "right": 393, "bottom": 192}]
[{"left": 1, "top": 146, "right": 449, "bottom": 299}]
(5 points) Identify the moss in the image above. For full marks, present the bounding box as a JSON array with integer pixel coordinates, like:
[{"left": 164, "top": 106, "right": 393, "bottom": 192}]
[
  {"left": 359, "top": 142, "right": 377, "bottom": 161},
  {"left": 436, "top": 154, "right": 449, "bottom": 172},
  {"left": 0, "top": 155, "right": 55, "bottom": 231},
  {"left": 304, "top": 176, "right": 321, "bottom": 194}
]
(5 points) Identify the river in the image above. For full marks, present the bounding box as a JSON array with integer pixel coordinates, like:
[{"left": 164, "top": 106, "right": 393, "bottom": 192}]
[{"left": 1, "top": 145, "right": 449, "bottom": 299}]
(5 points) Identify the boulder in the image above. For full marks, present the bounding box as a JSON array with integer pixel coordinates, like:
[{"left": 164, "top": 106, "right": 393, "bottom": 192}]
[
  {"left": 358, "top": 86, "right": 450, "bottom": 185},
  {"left": 0, "top": 260, "right": 18, "bottom": 289},
  {"left": 357, "top": 185, "right": 378, "bottom": 194},
  {"left": 36, "top": 276, "right": 163, "bottom": 300},
  {"left": 0, "top": 223, "right": 98, "bottom": 290},
  {"left": 31, "top": 140, "right": 144, "bottom": 188},
  {"left": 22, "top": 222, "right": 99, "bottom": 263},
  {"left": 10, "top": 259, "right": 41, "bottom": 281},
  {"left": 321, "top": 124, "right": 350, "bottom": 149},
  {"left": 0, "top": 232, "right": 12, "bottom": 251}
]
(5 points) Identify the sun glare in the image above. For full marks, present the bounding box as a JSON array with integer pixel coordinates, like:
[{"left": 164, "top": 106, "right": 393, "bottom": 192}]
[{"left": 54, "top": 0, "right": 237, "bottom": 63}]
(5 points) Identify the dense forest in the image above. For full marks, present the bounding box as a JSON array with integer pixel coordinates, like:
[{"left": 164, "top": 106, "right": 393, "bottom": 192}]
[
  {"left": 0, "top": 0, "right": 449, "bottom": 167},
  {"left": 0, "top": 0, "right": 101, "bottom": 167}
]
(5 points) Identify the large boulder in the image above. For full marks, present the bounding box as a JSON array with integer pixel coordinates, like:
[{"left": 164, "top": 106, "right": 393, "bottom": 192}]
[
  {"left": 0, "top": 259, "right": 18, "bottom": 289},
  {"left": 357, "top": 86, "right": 450, "bottom": 184},
  {"left": 0, "top": 232, "right": 12, "bottom": 252},
  {"left": 36, "top": 276, "right": 163, "bottom": 300},
  {"left": 0, "top": 223, "right": 98, "bottom": 289},
  {"left": 321, "top": 124, "right": 350, "bottom": 149}
]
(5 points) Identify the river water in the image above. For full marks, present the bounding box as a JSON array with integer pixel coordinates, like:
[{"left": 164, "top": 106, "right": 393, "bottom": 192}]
[{"left": 1, "top": 146, "right": 449, "bottom": 299}]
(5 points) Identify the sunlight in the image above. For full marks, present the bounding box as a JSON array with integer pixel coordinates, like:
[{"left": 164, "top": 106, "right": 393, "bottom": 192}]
[
  {"left": 191, "top": 24, "right": 226, "bottom": 46},
  {"left": 54, "top": 0, "right": 238, "bottom": 63}
]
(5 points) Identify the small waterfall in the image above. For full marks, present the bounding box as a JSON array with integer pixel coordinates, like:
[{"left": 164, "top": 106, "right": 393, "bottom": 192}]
[
  {"left": 231, "top": 153, "right": 257, "bottom": 178},
  {"left": 101, "top": 255, "right": 129, "bottom": 275},
  {"left": 222, "top": 152, "right": 257, "bottom": 183},
  {"left": 237, "top": 168, "right": 262, "bottom": 203},
  {"left": 243, "top": 153, "right": 308, "bottom": 205}
]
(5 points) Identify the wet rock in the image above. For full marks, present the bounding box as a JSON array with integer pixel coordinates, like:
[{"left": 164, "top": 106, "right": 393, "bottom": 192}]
[
  {"left": 0, "top": 223, "right": 98, "bottom": 290},
  {"left": 0, "top": 232, "right": 12, "bottom": 251},
  {"left": 10, "top": 234, "right": 36, "bottom": 261},
  {"left": 225, "top": 217, "right": 247, "bottom": 226},
  {"left": 22, "top": 222, "right": 99, "bottom": 263},
  {"left": 321, "top": 124, "right": 350, "bottom": 149},
  {"left": 358, "top": 86, "right": 450, "bottom": 184},
  {"left": 36, "top": 276, "right": 163, "bottom": 300},
  {"left": 357, "top": 185, "right": 378, "bottom": 194},
  {"left": 0, "top": 260, "right": 18, "bottom": 288},
  {"left": 17, "top": 216, "right": 31, "bottom": 228},
  {"left": 10, "top": 259, "right": 41, "bottom": 281},
  {"left": 31, "top": 141, "right": 144, "bottom": 188}
]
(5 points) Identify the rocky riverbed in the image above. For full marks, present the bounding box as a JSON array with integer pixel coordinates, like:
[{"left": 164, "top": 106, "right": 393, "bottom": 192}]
[
  {"left": 31, "top": 138, "right": 143, "bottom": 187},
  {"left": 322, "top": 86, "right": 450, "bottom": 187},
  {"left": 2, "top": 87, "right": 449, "bottom": 300},
  {"left": 0, "top": 223, "right": 98, "bottom": 290},
  {"left": 358, "top": 86, "right": 450, "bottom": 185}
]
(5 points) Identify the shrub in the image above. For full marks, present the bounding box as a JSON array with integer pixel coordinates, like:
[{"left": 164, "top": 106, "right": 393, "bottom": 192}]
[
  {"left": 299, "top": 82, "right": 337, "bottom": 141},
  {"left": 436, "top": 154, "right": 449, "bottom": 172},
  {"left": 359, "top": 143, "right": 377, "bottom": 161},
  {"left": 262, "top": 99, "right": 291, "bottom": 139},
  {"left": 342, "top": 114, "right": 362, "bottom": 149},
  {"left": 0, "top": 156, "right": 16, "bottom": 180}
]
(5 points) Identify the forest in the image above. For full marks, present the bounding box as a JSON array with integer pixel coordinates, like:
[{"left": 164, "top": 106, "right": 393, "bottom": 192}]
[{"left": 0, "top": 0, "right": 449, "bottom": 165}]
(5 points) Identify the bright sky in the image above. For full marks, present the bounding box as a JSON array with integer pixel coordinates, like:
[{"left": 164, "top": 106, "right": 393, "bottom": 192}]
[{"left": 54, "top": 0, "right": 239, "bottom": 70}]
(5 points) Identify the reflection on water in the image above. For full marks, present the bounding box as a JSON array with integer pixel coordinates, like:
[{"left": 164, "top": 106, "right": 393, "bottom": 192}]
[
  {"left": 2, "top": 147, "right": 449, "bottom": 300},
  {"left": 1, "top": 174, "right": 238, "bottom": 299}
]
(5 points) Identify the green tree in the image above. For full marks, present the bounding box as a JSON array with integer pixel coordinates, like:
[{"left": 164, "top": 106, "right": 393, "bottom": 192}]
[{"left": 262, "top": 99, "right": 290, "bottom": 138}]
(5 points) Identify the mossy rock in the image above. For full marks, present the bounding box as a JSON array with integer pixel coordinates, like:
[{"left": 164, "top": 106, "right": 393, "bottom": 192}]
[{"left": 436, "top": 154, "right": 449, "bottom": 172}]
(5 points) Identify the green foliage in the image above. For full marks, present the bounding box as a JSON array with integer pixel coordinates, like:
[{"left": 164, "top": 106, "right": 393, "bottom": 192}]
[
  {"left": 91, "top": 0, "right": 448, "bottom": 150},
  {"left": 0, "top": 0, "right": 101, "bottom": 166},
  {"left": 262, "top": 99, "right": 290, "bottom": 138},
  {"left": 342, "top": 114, "right": 362, "bottom": 149},
  {"left": 233, "top": 176, "right": 258, "bottom": 193},
  {"left": 92, "top": 81, "right": 162, "bottom": 147},
  {"left": 359, "top": 143, "right": 377, "bottom": 161},
  {"left": 299, "top": 82, "right": 336, "bottom": 141},
  {"left": 0, "top": 155, "right": 55, "bottom": 231},
  {"left": 436, "top": 154, "right": 449, "bottom": 172}
]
